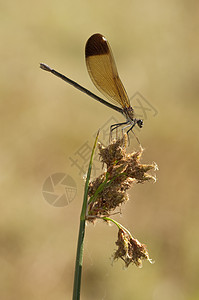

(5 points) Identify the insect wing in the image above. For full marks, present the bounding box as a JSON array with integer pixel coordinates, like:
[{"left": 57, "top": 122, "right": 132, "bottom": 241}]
[{"left": 85, "top": 33, "right": 130, "bottom": 109}]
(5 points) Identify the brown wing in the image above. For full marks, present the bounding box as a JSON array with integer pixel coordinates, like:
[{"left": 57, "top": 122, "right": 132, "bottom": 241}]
[{"left": 85, "top": 33, "right": 130, "bottom": 109}]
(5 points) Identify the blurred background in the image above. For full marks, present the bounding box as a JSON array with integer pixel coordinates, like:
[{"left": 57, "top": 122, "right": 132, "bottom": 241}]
[{"left": 1, "top": 0, "right": 199, "bottom": 299}]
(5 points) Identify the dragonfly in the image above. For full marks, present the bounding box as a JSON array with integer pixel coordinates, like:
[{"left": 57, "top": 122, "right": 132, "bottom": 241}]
[{"left": 40, "top": 33, "right": 143, "bottom": 138}]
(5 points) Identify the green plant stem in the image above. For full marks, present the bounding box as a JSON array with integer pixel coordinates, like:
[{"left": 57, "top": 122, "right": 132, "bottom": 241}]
[
  {"left": 103, "top": 217, "right": 133, "bottom": 237},
  {"left": 103, "top": 216, "right": 122, "bottom": 229},
  {"left": 72, "top": 131, "right": 99, "bottom": 300}
]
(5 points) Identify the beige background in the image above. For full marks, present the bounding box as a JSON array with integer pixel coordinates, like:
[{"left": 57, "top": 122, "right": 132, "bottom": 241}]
[{"left": 1, "top": 1, "right": 199, "bottom": 299}]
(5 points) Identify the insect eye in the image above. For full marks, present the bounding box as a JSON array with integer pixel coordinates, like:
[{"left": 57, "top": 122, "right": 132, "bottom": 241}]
[{"left": 137, "top": 120, "right": 143, "bottom": 128}]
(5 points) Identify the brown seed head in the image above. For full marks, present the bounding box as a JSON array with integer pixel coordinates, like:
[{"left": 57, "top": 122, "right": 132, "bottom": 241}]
[{"left": 87, "top": 135, "right": 157, "bottom": 221}]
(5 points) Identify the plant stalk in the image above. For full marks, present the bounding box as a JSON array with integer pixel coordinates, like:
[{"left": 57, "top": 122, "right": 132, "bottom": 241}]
[{"left": 72, "top": 131, "right": 99, "bottom": 300}]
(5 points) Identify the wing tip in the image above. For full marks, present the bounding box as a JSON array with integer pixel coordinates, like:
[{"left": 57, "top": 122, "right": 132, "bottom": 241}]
[{"left": 85, "top": 33, "right": 109, "bottom": 57}]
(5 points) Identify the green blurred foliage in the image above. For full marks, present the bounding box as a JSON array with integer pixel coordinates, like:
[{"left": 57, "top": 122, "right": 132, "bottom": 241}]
[{"left": 0, "top": 0, "right": 199, "bottom": 299}]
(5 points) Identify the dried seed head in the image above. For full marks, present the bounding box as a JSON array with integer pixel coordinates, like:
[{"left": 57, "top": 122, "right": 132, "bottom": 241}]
[
  {"left": 87, "top": 135, "right": 157, "bottom": 221},
  {"left": 113, "top": 228, "right": 152, "bottom": 268},
  {"left": 98, "top": 135, "right": 127, "bottom": 167}
]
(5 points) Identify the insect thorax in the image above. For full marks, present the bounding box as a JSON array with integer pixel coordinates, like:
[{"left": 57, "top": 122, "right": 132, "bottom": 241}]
[{"left": 123, "top": 107, "right": 135, "bottom": 123}]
